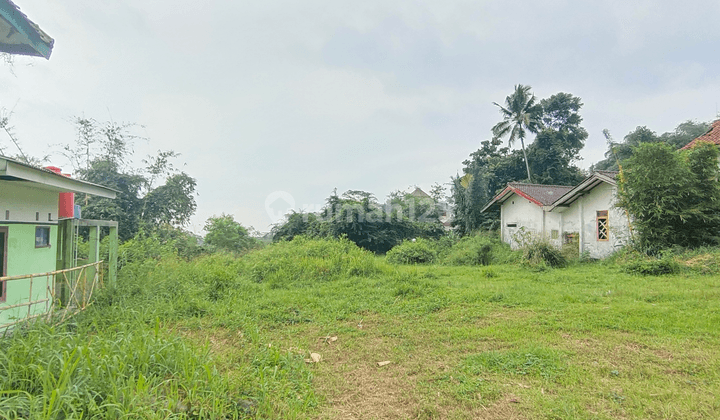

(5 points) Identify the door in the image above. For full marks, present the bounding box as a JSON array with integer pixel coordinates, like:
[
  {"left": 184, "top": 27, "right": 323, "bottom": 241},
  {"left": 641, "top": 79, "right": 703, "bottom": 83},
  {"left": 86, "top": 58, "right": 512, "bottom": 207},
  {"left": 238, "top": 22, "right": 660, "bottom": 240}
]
[{"left": 0, "top": 226, "right": 7, "bottom": 302}]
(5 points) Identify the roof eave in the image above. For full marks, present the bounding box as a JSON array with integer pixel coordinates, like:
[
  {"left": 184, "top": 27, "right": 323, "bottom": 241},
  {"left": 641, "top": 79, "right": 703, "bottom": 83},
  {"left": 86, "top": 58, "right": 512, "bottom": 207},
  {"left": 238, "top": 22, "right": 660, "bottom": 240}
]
[
  {"left": 480, "top": 186, "right": 513, "bottom": 213},
  {"left": 0, "top": 0, "right": 54, "bottom": 59},
  {"left": 0, "top": 159, "right": 117, "bottom": 198},
  {"left": 549, "top": 173, "right": 616, "bottom": 211}
]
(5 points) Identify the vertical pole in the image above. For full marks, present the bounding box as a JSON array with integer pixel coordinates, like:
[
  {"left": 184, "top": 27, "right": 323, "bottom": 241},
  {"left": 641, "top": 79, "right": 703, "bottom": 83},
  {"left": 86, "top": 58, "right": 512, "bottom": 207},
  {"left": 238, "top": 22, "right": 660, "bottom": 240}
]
[
  {"left": 108, "top": 225, "right": 118, "bottom": 287},
  {"left": 57, "top": 219, "right": 76, "bottom": 306},
  {"left": 578, "top": 197, "right": 585, "bottom": 256},
  {"left": 500, "top": 205, "right": 504, "bottom": 243},
  {"left": 27, "top": 275, "right": 33, "bottom": 319},
  {"left": 87, "top": 225, "right": 99, "bottom": 303}
]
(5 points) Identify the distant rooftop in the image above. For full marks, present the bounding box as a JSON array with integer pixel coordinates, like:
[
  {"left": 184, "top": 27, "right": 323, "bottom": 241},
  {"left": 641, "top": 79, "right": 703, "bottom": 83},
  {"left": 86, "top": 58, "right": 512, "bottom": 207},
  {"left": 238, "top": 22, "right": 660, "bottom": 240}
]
[{"left": 681, "top": 120, "right": 720, "bottom": 150}]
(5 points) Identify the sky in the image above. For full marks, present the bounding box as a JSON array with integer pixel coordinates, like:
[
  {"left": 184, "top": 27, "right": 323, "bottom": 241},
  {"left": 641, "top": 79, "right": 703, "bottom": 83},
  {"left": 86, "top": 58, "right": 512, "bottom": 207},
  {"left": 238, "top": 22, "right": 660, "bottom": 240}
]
[{"left": 2, "top": 0, "right": 719, "bottom": 233}]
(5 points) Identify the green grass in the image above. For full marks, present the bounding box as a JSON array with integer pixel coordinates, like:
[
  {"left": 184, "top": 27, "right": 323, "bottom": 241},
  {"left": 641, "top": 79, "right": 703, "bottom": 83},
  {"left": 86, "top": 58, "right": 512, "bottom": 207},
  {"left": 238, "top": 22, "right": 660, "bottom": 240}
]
[{"left": 3, "top": 237, "right": 720, "bottom": 419}]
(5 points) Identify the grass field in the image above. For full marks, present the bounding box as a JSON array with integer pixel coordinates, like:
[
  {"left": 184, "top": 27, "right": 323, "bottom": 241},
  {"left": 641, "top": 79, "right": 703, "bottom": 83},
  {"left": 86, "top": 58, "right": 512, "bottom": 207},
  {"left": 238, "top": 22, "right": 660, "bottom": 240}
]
[{"left": 2, "top": 237, "right": 720, "bottom": 419}]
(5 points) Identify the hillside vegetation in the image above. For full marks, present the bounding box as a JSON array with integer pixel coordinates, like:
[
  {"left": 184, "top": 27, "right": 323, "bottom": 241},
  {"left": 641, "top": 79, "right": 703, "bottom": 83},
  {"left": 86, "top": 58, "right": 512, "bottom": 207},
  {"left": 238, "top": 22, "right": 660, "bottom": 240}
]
[{"left": 2, "top": 237, "right": 720, "bottom": 419}]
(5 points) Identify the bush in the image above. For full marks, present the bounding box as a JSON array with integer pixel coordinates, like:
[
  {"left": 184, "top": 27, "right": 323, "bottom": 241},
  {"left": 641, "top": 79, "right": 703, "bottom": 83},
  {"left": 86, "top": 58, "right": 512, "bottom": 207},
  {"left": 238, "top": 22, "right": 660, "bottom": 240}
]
[
  {"left": 386, "top": 238, "right": 438, "bottom": 264},
  {"left": 621, "top": 251, "right": 681, "bottom": 276},
  {"left": 522, "top": 240, "right": 566, "bottom": 269},
  {"left": 442, "top": 233, "right": 516, "bottom": 266},
  {"left": 241, "top": 236, "right": 380, "bottom": 285}
]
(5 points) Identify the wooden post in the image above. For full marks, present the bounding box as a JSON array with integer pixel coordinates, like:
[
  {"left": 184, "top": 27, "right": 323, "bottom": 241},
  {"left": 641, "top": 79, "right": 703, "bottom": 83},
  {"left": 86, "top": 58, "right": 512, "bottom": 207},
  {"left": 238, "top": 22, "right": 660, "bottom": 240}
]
[{"left": 108, "top": 225, "right": 118, "bottom": 286}]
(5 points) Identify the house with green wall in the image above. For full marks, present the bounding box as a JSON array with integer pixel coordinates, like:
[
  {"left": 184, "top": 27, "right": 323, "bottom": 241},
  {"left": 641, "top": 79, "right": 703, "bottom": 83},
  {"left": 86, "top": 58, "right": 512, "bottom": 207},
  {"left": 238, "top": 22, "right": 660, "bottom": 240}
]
[{"left": 1, "top": 155, "right": 116, "bottom": 328}]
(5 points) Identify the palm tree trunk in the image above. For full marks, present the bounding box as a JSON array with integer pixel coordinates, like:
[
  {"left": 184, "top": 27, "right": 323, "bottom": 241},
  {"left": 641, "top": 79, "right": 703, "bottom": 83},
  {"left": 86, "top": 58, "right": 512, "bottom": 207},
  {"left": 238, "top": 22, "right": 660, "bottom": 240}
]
[{"left": 520, "top": 139, "right": 532, "bottom": 182}]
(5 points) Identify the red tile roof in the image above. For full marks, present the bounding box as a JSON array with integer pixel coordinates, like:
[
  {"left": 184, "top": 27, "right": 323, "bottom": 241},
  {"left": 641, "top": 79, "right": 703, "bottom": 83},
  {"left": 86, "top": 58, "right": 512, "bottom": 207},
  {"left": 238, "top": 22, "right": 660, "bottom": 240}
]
[
  {"left": 505, "top": 183, "right": 574, "bottom": 207},
  {"left": 681, "top": 119, "right": 720, "bottom": 150}
]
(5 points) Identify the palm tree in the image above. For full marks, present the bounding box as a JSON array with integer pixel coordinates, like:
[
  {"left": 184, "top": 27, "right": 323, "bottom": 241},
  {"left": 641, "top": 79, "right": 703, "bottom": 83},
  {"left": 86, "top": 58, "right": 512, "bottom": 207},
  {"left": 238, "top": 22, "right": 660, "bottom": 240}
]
[{"left": 492, "top": 84, "right": 543, "bottom": 182}]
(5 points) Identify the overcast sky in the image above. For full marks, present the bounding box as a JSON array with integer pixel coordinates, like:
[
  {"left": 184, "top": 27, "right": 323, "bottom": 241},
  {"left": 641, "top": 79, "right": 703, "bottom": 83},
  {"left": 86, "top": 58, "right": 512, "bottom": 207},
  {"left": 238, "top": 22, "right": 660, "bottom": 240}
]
[{"left": 2, "top": 0, "right": 719, "bottom": 233}]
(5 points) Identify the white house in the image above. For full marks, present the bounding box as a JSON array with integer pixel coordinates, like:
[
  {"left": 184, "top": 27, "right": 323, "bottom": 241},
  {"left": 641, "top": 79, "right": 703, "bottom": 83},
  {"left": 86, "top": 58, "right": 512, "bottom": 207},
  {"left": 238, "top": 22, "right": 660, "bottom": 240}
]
[
  {"left": 481, "top": 183, "right": 573, "bottom": 249},
  {"left": 482, "top": 171, "right": 630, "bottom": 259}
]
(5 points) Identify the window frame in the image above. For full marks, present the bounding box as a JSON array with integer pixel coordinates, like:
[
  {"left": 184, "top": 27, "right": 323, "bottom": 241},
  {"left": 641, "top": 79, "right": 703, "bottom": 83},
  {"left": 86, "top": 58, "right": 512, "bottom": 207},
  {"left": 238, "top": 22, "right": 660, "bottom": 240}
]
[
  {"left": 597, "top": 210, "right": 609, "bottom": 242},
  {"left": 35, "top": 226, "right": 51, "bottom": 248}
]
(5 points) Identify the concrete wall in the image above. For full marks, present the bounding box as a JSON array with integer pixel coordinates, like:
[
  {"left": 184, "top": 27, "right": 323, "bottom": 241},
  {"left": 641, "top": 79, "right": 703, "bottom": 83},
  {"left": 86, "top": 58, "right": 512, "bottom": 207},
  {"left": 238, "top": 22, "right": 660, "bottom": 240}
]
[
  {"left": 0, "top": 181, "right": 59, "bottom": 326},
  {"left": 500, "top": 193, "right": 562, "bottom": 249},
  {"left": 554, "top": 182, "right": 628, "bottom": 259},
  {"left": 577, "top": 183, "right": 628, "bottom": 259}
]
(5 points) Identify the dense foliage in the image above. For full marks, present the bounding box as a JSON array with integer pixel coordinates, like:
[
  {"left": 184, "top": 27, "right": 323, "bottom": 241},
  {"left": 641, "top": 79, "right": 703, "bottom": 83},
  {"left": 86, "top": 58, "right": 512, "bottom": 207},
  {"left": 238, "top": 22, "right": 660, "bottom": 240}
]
[
  {"left": 203, "top": 213, "right": 258, "bottom": 253},
  {"left": 62, "top": 117, "right": 197, "bottom": 241},
  {"left": 617, "top": 141, "right": 720, "bottom": 251},
  {"left": 272, "top": 189, "right": 445, "bottom": 253},
  {"left": 592, "top": 120, "right": 710, "bottom": 171}
]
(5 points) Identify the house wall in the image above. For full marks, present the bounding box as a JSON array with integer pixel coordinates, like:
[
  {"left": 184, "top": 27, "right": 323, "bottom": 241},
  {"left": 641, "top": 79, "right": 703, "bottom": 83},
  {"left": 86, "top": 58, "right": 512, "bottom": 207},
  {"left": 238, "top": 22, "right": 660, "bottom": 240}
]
[
  {"left": 500, "top": 193, "right": 562, "bottom": 249},
  {"left": 0, "top": 181, "right": 59, "bottom": 326},
  {"left": 558, "top": 182, "right": 628, "bottom": 259}
]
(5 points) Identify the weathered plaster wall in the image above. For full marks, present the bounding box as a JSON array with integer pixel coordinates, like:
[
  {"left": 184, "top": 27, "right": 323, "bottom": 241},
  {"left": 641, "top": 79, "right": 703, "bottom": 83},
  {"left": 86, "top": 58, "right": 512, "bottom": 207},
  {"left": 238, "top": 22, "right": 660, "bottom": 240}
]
[
  {"left": 500, "top": 193, "right": 561, "bottom": 249},
  {"left": 558, "top": 183, "right": 628, "bottom": 259}
]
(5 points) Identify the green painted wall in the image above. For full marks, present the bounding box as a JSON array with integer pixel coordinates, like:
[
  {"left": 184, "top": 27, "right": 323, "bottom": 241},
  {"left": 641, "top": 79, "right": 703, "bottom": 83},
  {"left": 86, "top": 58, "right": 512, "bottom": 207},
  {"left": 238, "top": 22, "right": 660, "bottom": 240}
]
[{"left": 0, "top": 223, "right": 56, "bottom": 326}]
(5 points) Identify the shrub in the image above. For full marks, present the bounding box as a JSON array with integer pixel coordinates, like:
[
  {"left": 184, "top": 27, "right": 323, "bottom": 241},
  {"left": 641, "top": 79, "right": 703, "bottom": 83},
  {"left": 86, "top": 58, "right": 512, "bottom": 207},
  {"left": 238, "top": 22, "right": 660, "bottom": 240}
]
[
  {"left": 386, "top": 238, "right": 438, "bottom": 264},
  {"left": 241, "top": 236, "right": 380, "bottom": 285},
  {"left": 522, "top": 239, "right": 566, "bottom": 269},
  {"left": 622, "top": 251, "right": 681, "bottom": 276},
  {"left": 442, "top": 233, "right": 515, "bottom": 266}
]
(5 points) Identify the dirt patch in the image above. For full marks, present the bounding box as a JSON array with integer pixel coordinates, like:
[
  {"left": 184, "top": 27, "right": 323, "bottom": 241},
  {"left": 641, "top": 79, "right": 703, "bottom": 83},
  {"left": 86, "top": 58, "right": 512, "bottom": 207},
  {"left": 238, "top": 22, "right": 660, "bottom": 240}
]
[
  {"left": 470, "top": 394, "right": 527, "bottom": 420},
  {"left": 314, "top": 336, "right": 419, "bottom": 420}
]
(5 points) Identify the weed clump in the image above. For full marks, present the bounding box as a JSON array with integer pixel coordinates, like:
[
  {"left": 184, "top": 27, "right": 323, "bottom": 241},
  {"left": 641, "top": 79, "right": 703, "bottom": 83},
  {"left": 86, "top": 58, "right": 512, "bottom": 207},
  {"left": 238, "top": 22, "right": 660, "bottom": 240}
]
[
  {"left": 522, "top": 240, "right": 566, "bottom": 269},
  {"left": 621, "top": 251, "right": 681, "bottom": 276},
  {"left": 386, "top": 238, "right": 437, "bottom": 264},
  {"left": 442, "top": 233, "right": 516, "bottom": 266},
  {"left": 242, "top": 236, "right": 380, "bottom": 285}
]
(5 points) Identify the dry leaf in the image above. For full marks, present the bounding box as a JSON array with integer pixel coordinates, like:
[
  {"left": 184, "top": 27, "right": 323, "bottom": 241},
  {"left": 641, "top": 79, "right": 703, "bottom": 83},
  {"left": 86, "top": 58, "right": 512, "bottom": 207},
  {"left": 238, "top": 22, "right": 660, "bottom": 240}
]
[
  {"left": 310, "top": 353, "right": 322, "bottom": 363},
  {"left": 330, "top": 336, "right": 338, "bottom": 342},
  {"left": 377, "top": 361, "right": 391, "bottom": 367}
]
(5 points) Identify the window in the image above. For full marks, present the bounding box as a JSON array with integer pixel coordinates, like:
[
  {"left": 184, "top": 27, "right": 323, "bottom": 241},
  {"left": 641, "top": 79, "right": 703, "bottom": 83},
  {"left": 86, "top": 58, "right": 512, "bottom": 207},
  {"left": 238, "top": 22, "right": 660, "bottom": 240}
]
[
  {"left": 551, "top": 229, "right": 559, "bottom": 239},
  {"left": 506, "top": 223, "right": 517, "bottom": 227},
  {"left": 35, "top": 226, "right": 51, "bottom": 248},
  {"left": 597, "top": 210, "right": 609, "bottom": 241}
]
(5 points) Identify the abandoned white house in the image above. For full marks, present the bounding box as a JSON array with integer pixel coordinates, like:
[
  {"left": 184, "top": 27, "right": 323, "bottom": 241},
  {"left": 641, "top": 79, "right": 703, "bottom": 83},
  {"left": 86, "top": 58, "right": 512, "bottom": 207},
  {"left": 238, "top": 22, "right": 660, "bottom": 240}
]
[{"left": 482, "top": 171, "right": 630, "bottom": 259}]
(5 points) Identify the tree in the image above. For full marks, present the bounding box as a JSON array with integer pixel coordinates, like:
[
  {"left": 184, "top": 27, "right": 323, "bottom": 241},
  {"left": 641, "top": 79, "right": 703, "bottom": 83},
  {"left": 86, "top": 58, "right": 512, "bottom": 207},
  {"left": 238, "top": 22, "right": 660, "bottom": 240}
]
[
  {"left": 593, "top": 121, "right": 710, "bottom": 171},
  {"left": 62, "top": 117, "right": 197, "bottom": 240},
  {"left": 526, "top": 93, "right": 587, "bottom": 185},
  {"left": 271, "top": 211, "right": 321, "bottom": 241},
  {"left": 204, "top": 214, "right": 257, "bottom": 253},
  {"left": 492, "top": 84, "right": 544, "bottom": 182},
  {"left": 617, "top": 141, "right": 720, "bottom": 251}
]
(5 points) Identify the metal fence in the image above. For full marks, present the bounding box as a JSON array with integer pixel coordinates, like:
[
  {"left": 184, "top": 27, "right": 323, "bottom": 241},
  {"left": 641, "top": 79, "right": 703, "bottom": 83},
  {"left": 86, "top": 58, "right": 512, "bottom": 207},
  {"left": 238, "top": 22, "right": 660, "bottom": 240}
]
[{"left": 0, "top": 261, "right": 103, "bottom": 332}]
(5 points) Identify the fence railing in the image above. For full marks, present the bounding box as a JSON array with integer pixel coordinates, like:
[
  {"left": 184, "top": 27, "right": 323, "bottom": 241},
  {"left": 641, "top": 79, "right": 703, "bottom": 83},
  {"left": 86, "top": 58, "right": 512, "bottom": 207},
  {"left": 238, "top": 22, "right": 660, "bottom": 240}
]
[{"left": 0, "top": 261, "right": 103, "bottom": 332}]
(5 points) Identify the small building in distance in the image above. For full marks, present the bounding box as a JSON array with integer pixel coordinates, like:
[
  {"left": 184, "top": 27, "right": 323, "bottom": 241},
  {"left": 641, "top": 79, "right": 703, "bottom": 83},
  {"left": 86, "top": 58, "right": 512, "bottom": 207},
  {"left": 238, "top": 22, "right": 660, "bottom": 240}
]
[{"left": 482, "top": 171, "right": 630, "bottom": 259}]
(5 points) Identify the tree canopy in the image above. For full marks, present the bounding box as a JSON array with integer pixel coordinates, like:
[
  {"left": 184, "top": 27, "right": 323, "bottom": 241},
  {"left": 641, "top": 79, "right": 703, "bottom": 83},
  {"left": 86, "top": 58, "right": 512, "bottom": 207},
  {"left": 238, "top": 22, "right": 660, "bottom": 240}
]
[
  {"left": 63, "top": 117, "right": 197, "bottom": 241},
  {"left": 617, "top": 141, "right": 720, "bottom": 251},
  {"left": 491, "top": 84, "right": 544, "bottom": 182}
]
